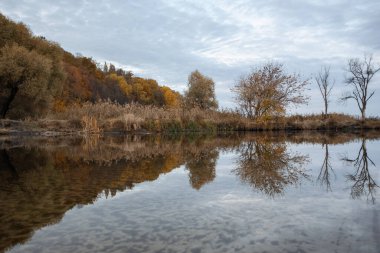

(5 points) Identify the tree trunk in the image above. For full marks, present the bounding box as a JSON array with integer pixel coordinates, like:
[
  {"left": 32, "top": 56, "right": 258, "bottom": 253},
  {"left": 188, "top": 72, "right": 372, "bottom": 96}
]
[
  {"left": 0, "top": 86, "right": 18, "bottom": 119},
  {"left": 361, "top": 102, "right": 366, "bottom": 121}
]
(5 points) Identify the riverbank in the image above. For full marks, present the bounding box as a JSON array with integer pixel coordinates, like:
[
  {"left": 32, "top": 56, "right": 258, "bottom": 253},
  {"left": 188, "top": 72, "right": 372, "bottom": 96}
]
[{"left": 1, "top": 102, "right": 380, "bottom": 136}]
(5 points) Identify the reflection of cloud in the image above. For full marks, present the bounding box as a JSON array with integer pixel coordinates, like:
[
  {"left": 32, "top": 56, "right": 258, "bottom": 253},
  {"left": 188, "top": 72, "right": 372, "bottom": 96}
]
[
  {"left": 207, "top": 194, "right": 264, "bottom": 206},
  {"left": 0, "top": 0, "right": 379, "bottom": 114}
]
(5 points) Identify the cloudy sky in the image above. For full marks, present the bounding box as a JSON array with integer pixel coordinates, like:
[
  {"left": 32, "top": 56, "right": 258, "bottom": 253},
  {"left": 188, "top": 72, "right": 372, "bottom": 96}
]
[{"left": 1, "top": 0, "right": 379, "bottom": 115}]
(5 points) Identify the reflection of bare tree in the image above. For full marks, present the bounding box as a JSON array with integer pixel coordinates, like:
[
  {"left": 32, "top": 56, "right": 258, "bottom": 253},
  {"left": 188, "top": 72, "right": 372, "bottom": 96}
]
[
  {"left": 185, "top": 150, "right": 218, "bottom": 190},
  {"left": 317, "top": 144, "right": 335, "bottom": 191},
  {"left": 342, "top": 139, "right": 378, "bottom": 203},
  {"left": 233, "top": 140, "right": 309, "bottom": 197}
]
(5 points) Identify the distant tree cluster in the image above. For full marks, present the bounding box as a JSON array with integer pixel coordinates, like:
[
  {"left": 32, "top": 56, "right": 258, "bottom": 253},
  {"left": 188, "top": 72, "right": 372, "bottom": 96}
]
[{"left": 0, "top": 14, "right": 181, "bottom": 119}]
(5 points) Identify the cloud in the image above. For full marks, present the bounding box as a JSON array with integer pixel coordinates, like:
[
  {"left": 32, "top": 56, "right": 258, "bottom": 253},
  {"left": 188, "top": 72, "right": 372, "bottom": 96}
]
[{"left": 0, "top": 0, "right": 379, "bottom": 115}]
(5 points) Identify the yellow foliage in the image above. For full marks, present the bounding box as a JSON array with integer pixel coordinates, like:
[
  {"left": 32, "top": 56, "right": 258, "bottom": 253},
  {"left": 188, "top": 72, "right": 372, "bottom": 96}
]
[
  {"left": 162, "top": 86, "right": 180, "bottom": 108},
  {"left": 108, "top": 73, "right": 132, "bottom": 96}
]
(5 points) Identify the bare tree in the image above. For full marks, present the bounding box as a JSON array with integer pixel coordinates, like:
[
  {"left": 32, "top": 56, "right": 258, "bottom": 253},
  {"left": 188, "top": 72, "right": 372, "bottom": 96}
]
[
  {"left": 232, "top": 62, "right": 309, "bottom": 119},
  {"left": 315, "top": 66, "right": 334, "bottom": 117},
  {"left": 341, "top": 54, "right": 380, "bottom": 120}
]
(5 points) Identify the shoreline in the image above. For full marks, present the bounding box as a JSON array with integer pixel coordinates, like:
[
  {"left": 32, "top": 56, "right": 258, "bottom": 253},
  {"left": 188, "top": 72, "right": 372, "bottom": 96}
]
[{"left": 1, "top": 118, "right": 380, "bottom": 137}]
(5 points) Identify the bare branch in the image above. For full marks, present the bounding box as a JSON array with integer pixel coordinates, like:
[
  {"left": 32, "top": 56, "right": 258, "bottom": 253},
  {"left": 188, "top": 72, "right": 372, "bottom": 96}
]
[{"left": 342, "top": 54, "right": 379, "bottom": 120}]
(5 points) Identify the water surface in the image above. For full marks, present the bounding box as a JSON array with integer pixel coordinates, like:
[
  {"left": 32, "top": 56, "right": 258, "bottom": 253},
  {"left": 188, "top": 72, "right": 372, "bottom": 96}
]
[{"left": 0, "top": 132, "right": 379, "bottom": 253}]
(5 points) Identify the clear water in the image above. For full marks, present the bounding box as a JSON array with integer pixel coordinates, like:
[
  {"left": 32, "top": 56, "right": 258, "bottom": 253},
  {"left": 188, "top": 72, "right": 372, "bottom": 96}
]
[{"left": 0, "top": 133, "right": 379, "bottom": 253}]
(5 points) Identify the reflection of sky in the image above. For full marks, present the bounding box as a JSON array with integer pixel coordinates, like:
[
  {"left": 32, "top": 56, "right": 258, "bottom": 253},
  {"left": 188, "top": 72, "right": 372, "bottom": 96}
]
[{"left": 8, "top": 140, "right": 380, "bottom": 253}]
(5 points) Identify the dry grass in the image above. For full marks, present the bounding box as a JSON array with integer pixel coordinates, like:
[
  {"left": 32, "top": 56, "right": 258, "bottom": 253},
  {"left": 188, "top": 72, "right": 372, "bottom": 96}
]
[
  {"left": 48, "top": 102, "right": 380, "bottom": 132},
  {"left": 2, "top": 101, "right": 380, "bottom": 134},
  {"left": 49, "top": 101, "right": 249, "bottom": 133}
]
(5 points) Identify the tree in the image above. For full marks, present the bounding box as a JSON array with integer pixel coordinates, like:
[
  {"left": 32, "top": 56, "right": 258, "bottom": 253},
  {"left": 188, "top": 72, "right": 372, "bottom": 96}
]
[
  {"left": 108, "top": 63, "right": 116, "bottom": 73},
  {"left": 233, "top": 63, "right": 309, "bottom": 119},
  {"left": 315, "top": 66, "right": 334, "bottom": 117},
  {"left": 161, "top": 86, "right": 181, "bottom": 108},
  {"left": 184, "top": 70, "right": 218, "bottom": 110},
  {"left": 341, "top": 55, "right": 380, "bottom": 120},
  {"left": 103, "top": 62, "right": 108, "bottom": 73},
  {"left": 0, "top": 14, "right": 32, "bottom": 48},
  {"left": 0, "top": 44, "right": 55, "bottom": 119}
]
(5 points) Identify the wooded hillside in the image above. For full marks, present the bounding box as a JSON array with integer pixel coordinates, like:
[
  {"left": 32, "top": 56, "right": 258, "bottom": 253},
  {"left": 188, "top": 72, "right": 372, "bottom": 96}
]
[{"left": 0, "top": 13, "right": 181, "bottom": 119}]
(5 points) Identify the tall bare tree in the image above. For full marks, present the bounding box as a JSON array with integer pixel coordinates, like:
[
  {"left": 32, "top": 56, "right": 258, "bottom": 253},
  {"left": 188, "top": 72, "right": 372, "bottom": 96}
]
[
  {"left": 232, "top": 63, "right": 309, "bottom": 119},
  {"left": 341, "top": 54, "right": 380, "bottom": 120},
  {"left": 315, "top": 66, "right": 334, "bottom": 117}
]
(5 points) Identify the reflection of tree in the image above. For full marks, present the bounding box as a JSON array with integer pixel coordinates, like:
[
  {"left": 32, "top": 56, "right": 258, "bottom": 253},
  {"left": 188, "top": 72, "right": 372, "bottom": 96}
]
[
  {"left": 185, "top": 150, "right": 218, "bottom": 190},
  {"left": 0, "top": 146, "right": 183, "bottom": 252},
  {"left": 0, "top": 149, "right": 18, "bottom": 179},
  {"left": 0, "top": 134, "right": 234, "bottom": 252},
  {"left": 317, "top": 144, "right": 335, "bottom": 191},
  {"left": 342, "top": 139, "right": 378, "bottom": 203},
  {"left": 233, "top": 140, "right": 309, "bottom": 197}
]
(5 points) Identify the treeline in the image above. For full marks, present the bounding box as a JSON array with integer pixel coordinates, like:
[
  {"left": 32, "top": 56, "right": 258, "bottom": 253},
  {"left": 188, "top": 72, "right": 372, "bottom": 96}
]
[
  {"left": 1, "top": 13, "right": 379, "bottom": 126},
  {"left": 0, "top": 13, "right": 181, "bottom": 119}
]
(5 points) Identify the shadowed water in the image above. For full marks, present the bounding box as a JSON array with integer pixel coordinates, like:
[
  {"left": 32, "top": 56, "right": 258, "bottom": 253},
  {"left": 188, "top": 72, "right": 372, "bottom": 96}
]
[{"left": 0, "top": 132, "right": 379, "bottom": 253}]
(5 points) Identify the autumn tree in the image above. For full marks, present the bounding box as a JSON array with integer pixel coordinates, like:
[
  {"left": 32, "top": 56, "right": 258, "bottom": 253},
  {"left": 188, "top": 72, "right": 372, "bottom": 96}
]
[
  {"left": 0, "top": 44, "right": 60, "bottom": 119},
  {"left": 161, "top": 86, "right": 181, "bottom": 108},
  {"left": 233, "top": 63, "right": 309, "bottom": 119},
  {"left": 184, "top": 70, "right": 218, "bottom": 110},
  {"left": 315, "top": 66, "right": 334, "bottom": 117},
  {"left": 341, "top": 55, "right": 379, "bottom": 120},
  {"left": 108, "top": 73, "right": 132, "bottom": 98},
  {"left": 0, "top": 14, "right": 31, "bottom": 48},
  {"left": 0, "top": 13, "right": 182, "bottom": 113}
]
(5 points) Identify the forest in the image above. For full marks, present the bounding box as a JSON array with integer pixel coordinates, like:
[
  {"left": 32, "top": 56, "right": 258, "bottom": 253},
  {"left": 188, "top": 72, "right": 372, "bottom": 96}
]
[{"left": 0, "top": 13, "right": 181, "bottom": 119}]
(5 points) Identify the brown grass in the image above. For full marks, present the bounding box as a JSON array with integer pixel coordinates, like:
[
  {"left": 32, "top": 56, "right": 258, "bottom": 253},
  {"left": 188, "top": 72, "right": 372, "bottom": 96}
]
[
  {"left": 49, "top": 101, "right": 249, "bottom": 133},
  {"left": 1, "top": 101, "right": 380, "bottom": 134}
]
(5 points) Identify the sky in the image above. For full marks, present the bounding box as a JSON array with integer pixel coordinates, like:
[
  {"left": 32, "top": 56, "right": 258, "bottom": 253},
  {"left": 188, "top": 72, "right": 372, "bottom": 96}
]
[{"left": 1, "top": 0, "right": 379, "bottom": 116}]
